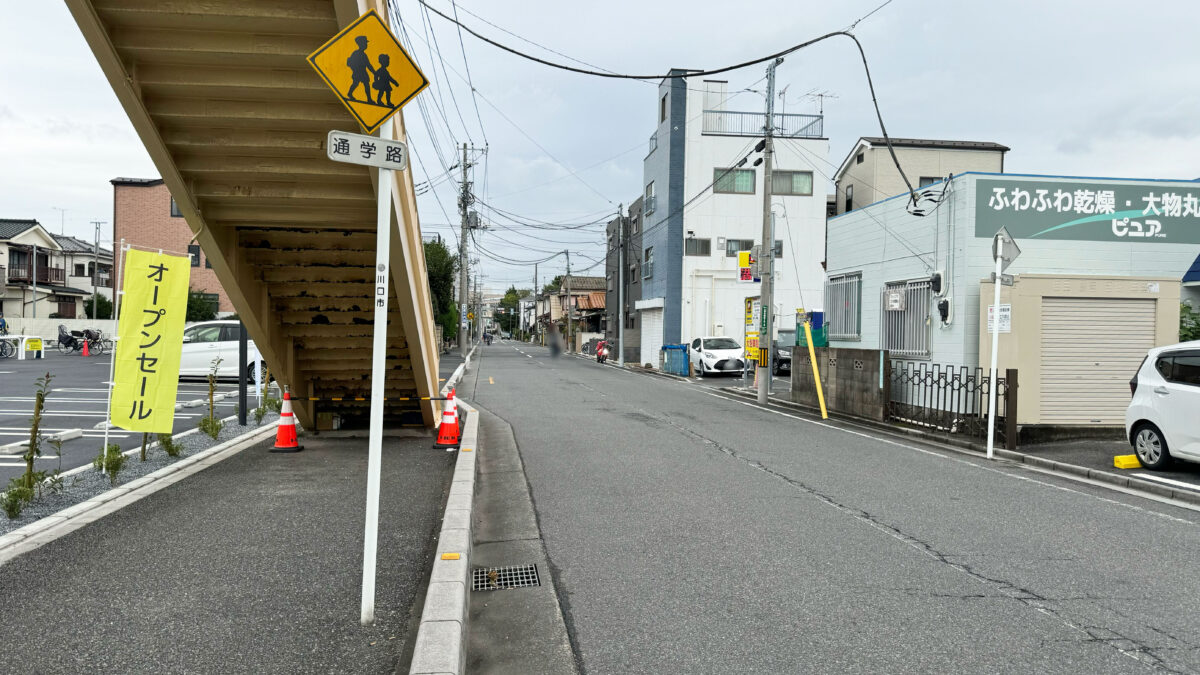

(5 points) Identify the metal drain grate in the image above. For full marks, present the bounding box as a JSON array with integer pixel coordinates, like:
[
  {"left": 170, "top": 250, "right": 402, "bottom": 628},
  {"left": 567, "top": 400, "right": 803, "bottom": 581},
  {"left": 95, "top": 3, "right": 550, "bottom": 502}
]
[{"left": 472, "top": 564, "right": 541, "bottom": 591}]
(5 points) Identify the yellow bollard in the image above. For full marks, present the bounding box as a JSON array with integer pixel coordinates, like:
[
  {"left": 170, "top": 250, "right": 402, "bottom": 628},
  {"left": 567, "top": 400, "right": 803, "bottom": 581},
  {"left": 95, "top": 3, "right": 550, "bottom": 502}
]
[{"left": 804, "top": 321, "right": 828, "bottom": 419}]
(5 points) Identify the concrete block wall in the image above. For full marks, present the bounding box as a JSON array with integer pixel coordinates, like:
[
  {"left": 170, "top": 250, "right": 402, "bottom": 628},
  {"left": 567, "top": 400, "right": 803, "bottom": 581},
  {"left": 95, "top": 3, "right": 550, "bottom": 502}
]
[{"left": 791, "top": 346, "right": 889, "bottom": 421}]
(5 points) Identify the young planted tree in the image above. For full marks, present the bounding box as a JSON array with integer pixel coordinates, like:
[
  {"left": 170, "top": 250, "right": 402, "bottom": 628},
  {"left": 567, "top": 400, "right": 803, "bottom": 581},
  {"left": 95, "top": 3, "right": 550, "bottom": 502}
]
[
  {"left": 22, "top": 373, "right": 52, "bottom": 491},
  {"left": 198, "top": 357, "right": 225, "bottom": 440},
  {"left": 1182, "top": 302, "right": 1200, "bottom": 342}
]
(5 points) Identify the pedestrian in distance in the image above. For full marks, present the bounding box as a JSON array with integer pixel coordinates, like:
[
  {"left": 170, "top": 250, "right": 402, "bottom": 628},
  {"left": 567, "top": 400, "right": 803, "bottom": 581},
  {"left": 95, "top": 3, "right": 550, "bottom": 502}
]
[
  {"left": 345, "top": 35, "right": 375, "bottom": 103},
  {"left": 0, "top": 312, "right": 7, "bottom": 336},
  {"left": 372, "top": 53, "right": 399, "bottom": 107}
]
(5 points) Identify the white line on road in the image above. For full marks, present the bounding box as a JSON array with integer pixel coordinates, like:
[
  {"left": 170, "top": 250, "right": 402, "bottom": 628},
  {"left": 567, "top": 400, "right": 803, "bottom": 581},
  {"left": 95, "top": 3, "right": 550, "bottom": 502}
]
[{"left": 1135, "top": 473, "right": 1200, "bottom": 492}]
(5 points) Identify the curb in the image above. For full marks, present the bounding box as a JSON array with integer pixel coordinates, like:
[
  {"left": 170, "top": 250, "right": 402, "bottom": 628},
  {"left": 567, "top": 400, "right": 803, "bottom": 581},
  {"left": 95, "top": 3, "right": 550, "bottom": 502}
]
[
  {"left": 0, "top": 418, "right": 278, "bottom": 567},
  {"left": 409, "top": 352, "right": 477, "bottom": 675},
  {"left": 716, "top": 388, "right": 1200, "bottom": 510}
]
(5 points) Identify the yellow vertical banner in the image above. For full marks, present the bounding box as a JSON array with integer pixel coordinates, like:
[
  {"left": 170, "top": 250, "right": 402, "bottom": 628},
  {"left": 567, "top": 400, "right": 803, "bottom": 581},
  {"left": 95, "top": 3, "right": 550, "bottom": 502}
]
[{"left": 110, "top": 250, "right": 191, "bottom": 433}]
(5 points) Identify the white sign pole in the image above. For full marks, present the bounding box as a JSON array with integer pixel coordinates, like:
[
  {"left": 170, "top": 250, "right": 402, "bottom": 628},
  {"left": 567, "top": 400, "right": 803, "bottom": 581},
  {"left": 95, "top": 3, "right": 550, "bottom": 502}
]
[
  {"left": 985, "top": 238, "right": 1003, "bottom": 460},
  {"left": 361, "top": 117, "right": 394, "bottom": 626}
]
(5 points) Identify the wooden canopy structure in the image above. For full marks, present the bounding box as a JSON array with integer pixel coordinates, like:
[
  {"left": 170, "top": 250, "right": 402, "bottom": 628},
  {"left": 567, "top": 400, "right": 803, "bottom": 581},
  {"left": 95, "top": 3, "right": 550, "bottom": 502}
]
[{"left": 67, "top": 0, "right": 440, "bottom": 427}]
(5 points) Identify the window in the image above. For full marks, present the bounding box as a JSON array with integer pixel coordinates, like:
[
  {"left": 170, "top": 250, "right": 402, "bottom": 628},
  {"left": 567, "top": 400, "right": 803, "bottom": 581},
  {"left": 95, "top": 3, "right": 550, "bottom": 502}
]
[
  {"left": 714, "top": 168, "right": 755, "bottom": 194},
  {"left": 55, "top": 297, "right": 77, "bottom": 319},
  {"left": 187, "top": 244, "right": 200, "bottom": 267},
  {"left": 184, "top": 324, "right": 223, "bottom": 343},
  {"left": 170, "top": 197, "right": 183, "bottom": 218},
  {"left": 880, "top": 279, "right": 932, "bottom": 358},
  {"left": 772, "top": 171, "right": 814, "bottom": 196},
  {"left": 1168, "top": 352, "right": 1200, "bottom": 386},
  {"left": 629, "top": 264, "right": 638, "bottom": 284},
  {"left": 691, "top": 338, "right": 701, "bottom": 350},
  {"left": 660, "top": 93, "right": 668, "bottom": 123},
  {"left": 74, "top": 264, "right": 85, "bottom": 277},
  {"left": 643, "top": 247, "right": 654, "bottom": 278},
  {"left": 631, "top": 215, "right": 639, "bottom": 234},
  {"left": 856, "top": 152, "right": 864, "bottom": 165},
  {"left": 919, "top": 176, "right": 940, "bottom": 188},
  {"left": 1155, "top": 357, "right": 1173, "bottom": 379},
  {"left": 607, "top": 273, "right": 613, "bottom": 291},
  {"left": 844, "top": 184, "right": 853, "bottom": 212},
  {"left": 825, "top": 272, "right": 862, "bottom": 339},
  {"left": 626, "top": 314, "right": 636, "bottom": 329},
  {"left": 685, "top": 238, "right": 711, "bottom": 256},
  {"left": 703, "top": 337, "right": 740, "bottom": 350},
  {"left": 645, "top": 182, "right": 656, "bottom": 213},
  {"left": 725, "top": 238, "right": 754, "bottom": 257}
]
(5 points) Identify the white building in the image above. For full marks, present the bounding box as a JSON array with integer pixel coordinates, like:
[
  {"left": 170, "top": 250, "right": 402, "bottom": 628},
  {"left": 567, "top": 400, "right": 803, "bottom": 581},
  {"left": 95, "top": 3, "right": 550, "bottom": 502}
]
[
  {"left": 824, "top": 171, "right": 1199, "bottom": 427},
  {"left": 637, "top": 71, "right": 829, "bottom": 365},
  {"left": 1, "top": 219, "right": 112, "bottom": 320}
]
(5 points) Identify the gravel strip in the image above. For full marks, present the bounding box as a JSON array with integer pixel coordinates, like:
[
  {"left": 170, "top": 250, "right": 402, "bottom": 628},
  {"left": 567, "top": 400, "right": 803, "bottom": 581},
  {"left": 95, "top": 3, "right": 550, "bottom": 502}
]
[{"left": 0, "top": 412, "right": 282, "bottom": 536}]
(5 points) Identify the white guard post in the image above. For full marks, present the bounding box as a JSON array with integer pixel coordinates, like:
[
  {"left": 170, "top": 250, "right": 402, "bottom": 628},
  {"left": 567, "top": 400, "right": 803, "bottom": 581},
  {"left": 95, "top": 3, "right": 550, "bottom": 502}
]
[
  {"left": 985, "top": 238, "right": 1003, "bottom": 460},
  {"left": 361, "top": 117, "right": 394, "bottom": 626}
]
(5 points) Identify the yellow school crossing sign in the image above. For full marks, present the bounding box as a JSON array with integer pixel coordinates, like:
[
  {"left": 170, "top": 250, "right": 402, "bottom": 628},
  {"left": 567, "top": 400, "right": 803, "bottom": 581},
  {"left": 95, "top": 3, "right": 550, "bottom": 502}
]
[{"left": 307, "top": 9, "right": 428, "bottom": 133}]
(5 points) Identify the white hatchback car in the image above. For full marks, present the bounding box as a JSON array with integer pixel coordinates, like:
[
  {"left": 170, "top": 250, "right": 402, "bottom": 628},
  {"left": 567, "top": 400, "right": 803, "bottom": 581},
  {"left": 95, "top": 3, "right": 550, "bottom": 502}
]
[
  {"left": 1125, "top": 340, "right": 1200, "bottom": 469},
  {"left": 689, "top": 336, "right": 745, "bottom": 377},
  {"left": 180, "top": 320, "right": 264, "bottom": 379}
]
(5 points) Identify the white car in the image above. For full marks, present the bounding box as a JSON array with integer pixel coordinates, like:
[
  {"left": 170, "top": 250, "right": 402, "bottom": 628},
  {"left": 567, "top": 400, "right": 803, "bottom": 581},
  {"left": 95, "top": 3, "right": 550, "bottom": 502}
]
[
  {"left": 1125, "top": 340, "right": 1200, "bottom": 469},
  {"left": 180, "top": 320, "right": 264, "bottom": 379},
  {"left": 689, "top": 336, "right": 745, "bottom": 377}
]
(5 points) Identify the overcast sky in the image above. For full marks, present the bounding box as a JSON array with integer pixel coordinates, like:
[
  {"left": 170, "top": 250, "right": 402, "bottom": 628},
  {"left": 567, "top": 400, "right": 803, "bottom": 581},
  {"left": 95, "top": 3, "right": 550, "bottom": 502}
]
[{"left": 3, "top": 1, "right": 1199, "bottom": 291}]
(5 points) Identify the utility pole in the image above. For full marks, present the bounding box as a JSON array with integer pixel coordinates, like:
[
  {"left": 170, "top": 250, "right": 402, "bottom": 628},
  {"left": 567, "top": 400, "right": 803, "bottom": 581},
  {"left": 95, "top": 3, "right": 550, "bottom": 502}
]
[
  {"left": 757, "top": 58, "right": 783, "bottom": 406},
  {"left": 90, "top": 220, "right": 105, "bottom": 321},
  {"left": 533, "top": 262, "right": 537, "bottom": 343},
  {"left": 458, "top": 143, "right": 470, "bottom": 357},
  {"left": 616, "top": 205, "right": 624, "bottom": 366},
  {"left": 565, "top": 251, "right": 572, "bottom": 353}
]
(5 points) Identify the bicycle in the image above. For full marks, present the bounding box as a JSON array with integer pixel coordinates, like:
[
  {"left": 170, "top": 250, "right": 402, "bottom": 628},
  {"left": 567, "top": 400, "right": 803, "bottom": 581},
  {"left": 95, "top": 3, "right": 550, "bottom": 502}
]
[
  {"left": 83, "top": 328, "right": 110, "bottom": 356},
  {"left": 0, "top": 339, "right": 13, "bottom": 359}
]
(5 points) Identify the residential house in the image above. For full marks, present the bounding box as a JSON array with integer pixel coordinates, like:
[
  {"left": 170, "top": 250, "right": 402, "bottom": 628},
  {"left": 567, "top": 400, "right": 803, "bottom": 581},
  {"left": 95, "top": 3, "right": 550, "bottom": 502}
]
[
  {"left": 605, "top": 197, "right": 643, "bottom": 364},
  {"left": 54, "top": 234, "right": 114, "bottom": 309},
  {"left": 0, "top": 219, "right": 90, "bottom": 319},
  {"left": 638, "top": 72, "right": 829, "bottom": 366},
  {"left": 833, "top": 137, "right": 1009, "bottom": 215},
  {"left": 112, "top": 177, "right": 235, "bottom": 314}
]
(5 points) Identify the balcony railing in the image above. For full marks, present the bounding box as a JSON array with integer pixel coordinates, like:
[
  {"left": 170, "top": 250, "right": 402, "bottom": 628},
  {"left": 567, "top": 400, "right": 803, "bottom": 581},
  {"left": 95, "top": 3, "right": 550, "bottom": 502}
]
[
  {"left": 702, "top": 110, "right": 824, "bottom": 138},
  {"left": 648, "top": 131, "right": 658, "bottom": 155},
  {"left": 7, "top": 264, "right": 65, "bottom": 285}
]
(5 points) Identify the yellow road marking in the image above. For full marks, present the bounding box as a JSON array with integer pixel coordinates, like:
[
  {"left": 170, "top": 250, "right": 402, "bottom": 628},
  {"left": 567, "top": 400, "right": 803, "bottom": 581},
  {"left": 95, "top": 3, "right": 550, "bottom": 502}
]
[{"left": 488, "top": 377, "right": 494, "bottom": 385}]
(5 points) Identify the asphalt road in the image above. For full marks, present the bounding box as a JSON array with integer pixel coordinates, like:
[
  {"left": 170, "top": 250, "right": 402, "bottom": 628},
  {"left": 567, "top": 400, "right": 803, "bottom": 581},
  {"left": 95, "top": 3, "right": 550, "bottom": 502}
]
[
  {"left": 468, "top": 341, "right": 1200, "bottom": 673},
  {"left": 0, "top": 351, "right": 254, "bottom": 483}
]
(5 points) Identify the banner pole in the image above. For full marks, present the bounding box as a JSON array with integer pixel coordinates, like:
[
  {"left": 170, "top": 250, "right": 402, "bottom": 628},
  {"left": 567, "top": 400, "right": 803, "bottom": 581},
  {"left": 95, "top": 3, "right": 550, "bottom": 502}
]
[{"left": 101, "top": 238, "right": 126, "bottom": 473}]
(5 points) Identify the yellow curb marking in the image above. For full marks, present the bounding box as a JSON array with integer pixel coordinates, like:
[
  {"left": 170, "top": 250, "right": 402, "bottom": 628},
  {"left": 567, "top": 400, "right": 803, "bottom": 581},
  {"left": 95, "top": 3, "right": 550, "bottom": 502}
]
[{"left": 441, "top": 552, "right": 461, "bottom": 560}]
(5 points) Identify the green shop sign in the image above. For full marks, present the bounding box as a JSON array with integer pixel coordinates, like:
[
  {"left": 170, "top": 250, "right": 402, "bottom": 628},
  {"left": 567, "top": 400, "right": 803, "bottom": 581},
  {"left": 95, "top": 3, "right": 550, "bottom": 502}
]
[{"left": 974, "top": 178, "right": 1200, "bottom": 243}]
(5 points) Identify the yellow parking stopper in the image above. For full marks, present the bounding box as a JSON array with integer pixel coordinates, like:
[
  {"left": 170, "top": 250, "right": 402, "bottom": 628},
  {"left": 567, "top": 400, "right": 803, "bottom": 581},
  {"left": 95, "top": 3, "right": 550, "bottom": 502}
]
[{"left": 1113, "top": 454, "right": 1141, "bottom": 470}]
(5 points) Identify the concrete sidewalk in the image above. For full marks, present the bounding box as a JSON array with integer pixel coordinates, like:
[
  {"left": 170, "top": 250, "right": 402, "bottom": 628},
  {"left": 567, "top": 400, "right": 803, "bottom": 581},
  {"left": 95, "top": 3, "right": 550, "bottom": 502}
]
[{"left": 0, "top": 433, "right": 453, "bottom": 674}]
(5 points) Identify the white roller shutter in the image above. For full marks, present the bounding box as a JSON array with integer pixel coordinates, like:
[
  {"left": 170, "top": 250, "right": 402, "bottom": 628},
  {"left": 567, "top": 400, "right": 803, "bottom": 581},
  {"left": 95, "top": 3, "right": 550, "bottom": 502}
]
[
  {"left": 1040, "top": 297, "right": 1156, "bottom": 424},
  {"left": 640, "top": 308, "right": 664, "bottom": 368}
]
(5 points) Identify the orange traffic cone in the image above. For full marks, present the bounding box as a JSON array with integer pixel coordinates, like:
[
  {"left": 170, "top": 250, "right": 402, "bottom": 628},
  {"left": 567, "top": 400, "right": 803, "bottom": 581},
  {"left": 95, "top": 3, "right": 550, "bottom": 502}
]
[
  {"left": 81, "top": 339, "right": 89, "bottom": 357},
  {"left": 270, "top": 391, "right": 303, "bottom": 453},
  {"left": 433, "top": 389, "right": 461, "bottom": 449}
]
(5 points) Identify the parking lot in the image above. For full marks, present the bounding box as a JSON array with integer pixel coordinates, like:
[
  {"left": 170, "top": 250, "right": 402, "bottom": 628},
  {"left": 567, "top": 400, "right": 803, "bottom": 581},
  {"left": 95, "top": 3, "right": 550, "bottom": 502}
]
[{"left": 0, "top": 350, "right": 253, "bottom": 484}]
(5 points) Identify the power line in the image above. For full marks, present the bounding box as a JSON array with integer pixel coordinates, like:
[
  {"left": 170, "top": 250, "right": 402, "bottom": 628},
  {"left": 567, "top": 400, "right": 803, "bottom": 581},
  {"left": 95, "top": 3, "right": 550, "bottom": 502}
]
[
  {"left": 419, "top": 2, "right": 917, "bottom": 208},
  {"left": 414, "top": 0, "right": 475, "bottom": 144},
  {"left": 401, "top": 21, "right": 616, "bottom": 207},
  {"left": 450, "top": 0, "right": 489, "bottom": 145}
]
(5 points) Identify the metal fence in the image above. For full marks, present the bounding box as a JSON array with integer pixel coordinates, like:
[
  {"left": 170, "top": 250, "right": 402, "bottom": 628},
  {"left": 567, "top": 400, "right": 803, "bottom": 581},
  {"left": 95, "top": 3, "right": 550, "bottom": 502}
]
[
  {"left": 661, "top": 344, "right": 690, "bottom": 377},
  {"left": 825, "top": 273, "right": 862, "bottom": 339},
  {"left": 701, "top": 111, "right": 824, "bottom": 138},
  {"left": 886, "top": 360, "right": 1017, "bottom": 449},
  {"left": 880, "top": 279, "right": 931, "bottom": 358}
]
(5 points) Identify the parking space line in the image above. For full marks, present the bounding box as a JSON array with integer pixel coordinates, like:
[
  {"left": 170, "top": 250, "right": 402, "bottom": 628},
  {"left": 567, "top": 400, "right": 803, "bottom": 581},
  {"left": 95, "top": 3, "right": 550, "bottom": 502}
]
[{"left": 1135, "top": 473, "right": 1200, "bottom": 492}]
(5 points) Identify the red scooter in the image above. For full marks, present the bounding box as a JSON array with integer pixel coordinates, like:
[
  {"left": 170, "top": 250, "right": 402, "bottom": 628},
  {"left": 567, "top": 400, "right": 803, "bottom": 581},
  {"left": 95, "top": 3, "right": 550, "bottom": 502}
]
[{"left": 596, "top": 340, "right": 608, "bottom": 364}]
